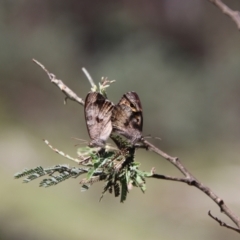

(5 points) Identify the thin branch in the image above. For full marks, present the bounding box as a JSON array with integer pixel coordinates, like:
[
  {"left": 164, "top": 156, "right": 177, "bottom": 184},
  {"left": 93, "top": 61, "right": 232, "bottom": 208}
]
[
  {"left": 82, "top": 67, "right": 96, "bottom": 89},
  {"left": 142, "top": 139, "right": 193, "bottom": 178},
  {"left": 208, "top": 0, "right": 240, "bottom": 30},
  {"left": 35, "top": 59, "right": 240, "bottom": 232},
  {"left": 142, "top": 139, "right": 240, "bottom": 229},
  {"left": 33, "top": 59, "right": 84, "bottom": 105},
  {"left": 44, "top": 139, "right": 81, "bottom": 164},
  {"left": 208, "top": 211, "right": 240, "bottom": 234},
  {"left": 148, "top": 173, "right": 189, "bottom": 183}
]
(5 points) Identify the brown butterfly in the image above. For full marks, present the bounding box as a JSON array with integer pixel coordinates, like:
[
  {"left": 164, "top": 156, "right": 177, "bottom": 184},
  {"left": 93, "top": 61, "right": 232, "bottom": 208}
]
[
  {"left": 111, "top": 91, "right": 143, "bottom": 145},
  {"left": 84, "top": 92, "right": 114, "bottom": 148}
]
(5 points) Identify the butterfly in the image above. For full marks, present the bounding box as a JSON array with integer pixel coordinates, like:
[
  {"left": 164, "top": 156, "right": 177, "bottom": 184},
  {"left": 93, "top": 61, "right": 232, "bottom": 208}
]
[
  {"left": 84, "top": 92, "right": 114, "bottom": 148},
  {"left": 111, "top": 91, "right": 143, "bottom": 145}
]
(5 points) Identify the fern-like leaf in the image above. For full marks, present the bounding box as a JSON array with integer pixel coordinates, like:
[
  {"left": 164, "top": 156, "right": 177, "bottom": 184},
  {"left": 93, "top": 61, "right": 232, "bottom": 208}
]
[
  {"left": 14, "top": 166, "right": 46, "bottom": 179},
  {"left": 120, "top": 177, "right": 128, "bottom": 203}
]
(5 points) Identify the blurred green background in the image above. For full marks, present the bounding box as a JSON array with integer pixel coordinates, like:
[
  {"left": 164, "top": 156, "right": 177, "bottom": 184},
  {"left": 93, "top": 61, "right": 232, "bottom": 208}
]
[{"left": 1, "top": 0, "right": 240, "bottom": 239}]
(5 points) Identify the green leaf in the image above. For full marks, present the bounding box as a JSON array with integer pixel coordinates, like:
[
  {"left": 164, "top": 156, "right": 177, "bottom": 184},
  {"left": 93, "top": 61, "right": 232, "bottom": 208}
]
[{"left": 120, "top": 178, "right": 128, "bottom": 203}]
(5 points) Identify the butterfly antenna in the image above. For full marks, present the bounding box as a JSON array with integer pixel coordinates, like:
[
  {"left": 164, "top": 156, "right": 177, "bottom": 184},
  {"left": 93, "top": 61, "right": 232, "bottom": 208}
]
[
  {"left": 143, "top": 134, "right": 161, "bottom": 141},
  {"left": 82, "top": 67, "right": 97, "bottom": 91},
  {"left": 71, "top": 137, "right": 89, "bottom": 146},
  {"left": 74, "top": 143, "right": 88, "bottom": 147}
]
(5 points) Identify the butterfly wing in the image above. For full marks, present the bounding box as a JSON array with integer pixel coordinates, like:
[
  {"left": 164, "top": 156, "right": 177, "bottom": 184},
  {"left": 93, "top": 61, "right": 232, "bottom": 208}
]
[
  {"left": 111, "top": 91, "right": 143, "bottom": 144},
  {"left": 84, "top": 92, "right": 114, "bottom": 147}
]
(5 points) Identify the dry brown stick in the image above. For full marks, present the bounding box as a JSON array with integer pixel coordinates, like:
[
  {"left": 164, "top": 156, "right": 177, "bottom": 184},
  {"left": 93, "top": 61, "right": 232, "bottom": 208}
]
[
  {"left": 34, "top": 59, "right": 240, "bottom": 232},
  {"left": 150, "top": 173, "right": 189, "bottom": 183},
  {"left": 33, "top": 59, "right": 85, "bottom": 105},
  {"left": 208, "top": 0, "right": 240, "bottom": 30}
]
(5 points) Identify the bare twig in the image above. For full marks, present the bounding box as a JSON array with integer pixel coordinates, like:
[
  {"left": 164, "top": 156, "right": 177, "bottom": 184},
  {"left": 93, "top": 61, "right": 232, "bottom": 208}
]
[
  {"left": 142, "top": 139, "right": 193, "bottom": 178},
  {"left": 35, "top": 59, "right": 240, "bottom": 232},
  {"left": 82, "top": 67, "right": 96, "bottom": 89},
  {"left": 33, "top": 59, "right": 84, "bottom": 105},
  {"left": 44, "top": 139, "right": 81, "bottom": 164},
  {"left": 149, "top": 173, "right": 189, "bottom": 183},
  {"left": 208, "top": 211, "right": 240, "bottom": 234},
  {"left": 208, "top": 0, "right": 240, "bottom": 30}
]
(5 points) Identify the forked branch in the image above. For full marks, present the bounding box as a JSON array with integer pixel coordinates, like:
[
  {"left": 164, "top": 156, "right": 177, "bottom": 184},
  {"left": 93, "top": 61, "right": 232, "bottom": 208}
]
[{"left": 208, "top": 211, "right": 240, "bottom": 233}]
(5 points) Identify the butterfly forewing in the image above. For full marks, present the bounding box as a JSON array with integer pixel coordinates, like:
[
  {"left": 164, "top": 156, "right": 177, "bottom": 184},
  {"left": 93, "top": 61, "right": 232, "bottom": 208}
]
[
  {"left": 84, "top": 92, "right": 114, "bottom": 147},
  {"left": 111, "top": 91, "right": 143, "bottom": 145},
  {"left": 119, "top": 92, "right": 143, "bottom": 114}
]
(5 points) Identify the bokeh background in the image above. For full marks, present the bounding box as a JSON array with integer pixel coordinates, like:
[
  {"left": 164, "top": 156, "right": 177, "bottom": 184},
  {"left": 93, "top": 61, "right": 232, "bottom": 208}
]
[{"left": 1, "top": 0, "right": 240, "bottom": 239}]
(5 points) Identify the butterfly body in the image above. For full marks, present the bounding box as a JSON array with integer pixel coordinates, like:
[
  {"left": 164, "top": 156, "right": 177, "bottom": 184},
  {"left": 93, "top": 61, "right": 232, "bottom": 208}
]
[
  {"left": 111, "top": 92, "right": 143, "bottom": 145},
  {"left": 84, "top": 92, "right": 114, "bottom": 147}
]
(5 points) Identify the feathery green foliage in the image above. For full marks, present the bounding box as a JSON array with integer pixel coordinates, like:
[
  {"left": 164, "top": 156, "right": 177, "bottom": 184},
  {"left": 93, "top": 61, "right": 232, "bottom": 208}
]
[{"left": 14, "top": 136, "right": 150, "bottom": 202}]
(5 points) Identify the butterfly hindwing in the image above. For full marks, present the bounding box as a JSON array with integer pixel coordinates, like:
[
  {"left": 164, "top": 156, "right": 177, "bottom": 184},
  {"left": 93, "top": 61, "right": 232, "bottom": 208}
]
[
  {"left": 111, "top": 91, "right": 143, "bottom": 145},
  {"left": 84, "top": 92, "right": 114, "bottom": 147}
]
